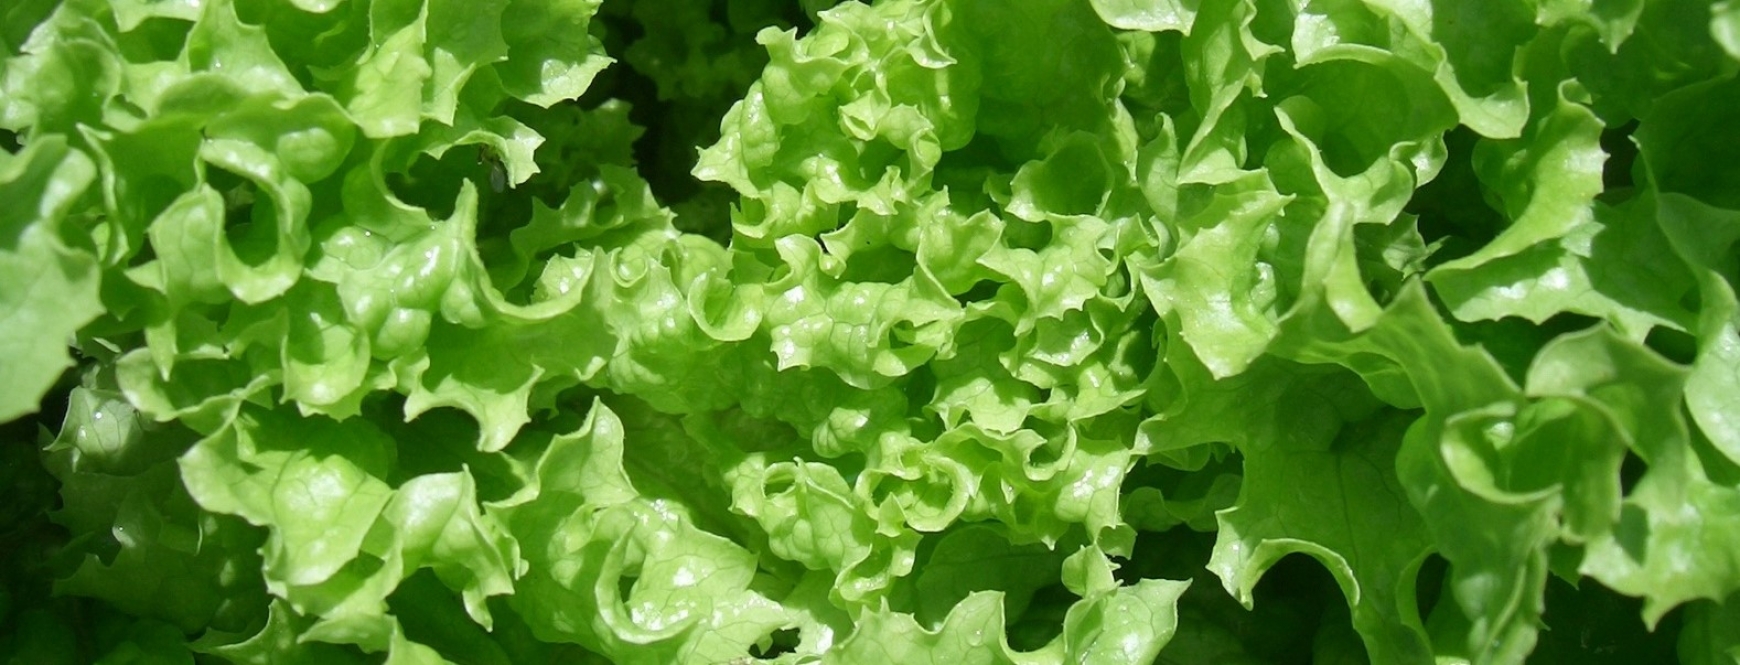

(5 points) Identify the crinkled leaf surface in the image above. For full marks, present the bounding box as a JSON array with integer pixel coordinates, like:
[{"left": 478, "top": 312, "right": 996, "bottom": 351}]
[{"left": 6, "top": 0, "right": 1740, "bottom": 662}]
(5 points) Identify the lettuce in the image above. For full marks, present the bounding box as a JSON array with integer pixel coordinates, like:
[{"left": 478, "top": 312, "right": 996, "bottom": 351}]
[{"left": 3, "top": 0, "right": 1739, "bottom": 663}]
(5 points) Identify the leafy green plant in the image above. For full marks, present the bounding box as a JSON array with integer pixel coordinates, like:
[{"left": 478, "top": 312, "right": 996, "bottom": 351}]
[{"left": 3, "top": 0, "right": 1739, "bottom": 663}]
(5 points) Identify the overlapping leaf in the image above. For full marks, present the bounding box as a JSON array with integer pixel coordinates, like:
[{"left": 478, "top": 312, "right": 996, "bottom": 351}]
[{"left": 8, "top": 0, "right": 1740, "bottom": 663}]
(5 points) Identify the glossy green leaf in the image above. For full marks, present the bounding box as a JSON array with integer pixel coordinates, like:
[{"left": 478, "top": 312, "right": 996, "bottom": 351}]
[{"left": 0, "top": 137, "right": 101, "bottom": 422}]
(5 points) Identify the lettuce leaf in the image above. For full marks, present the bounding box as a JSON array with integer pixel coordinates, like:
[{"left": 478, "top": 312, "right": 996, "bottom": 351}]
[{"left": 5, "top": 0, "right": 1740, "bottom": 662}]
